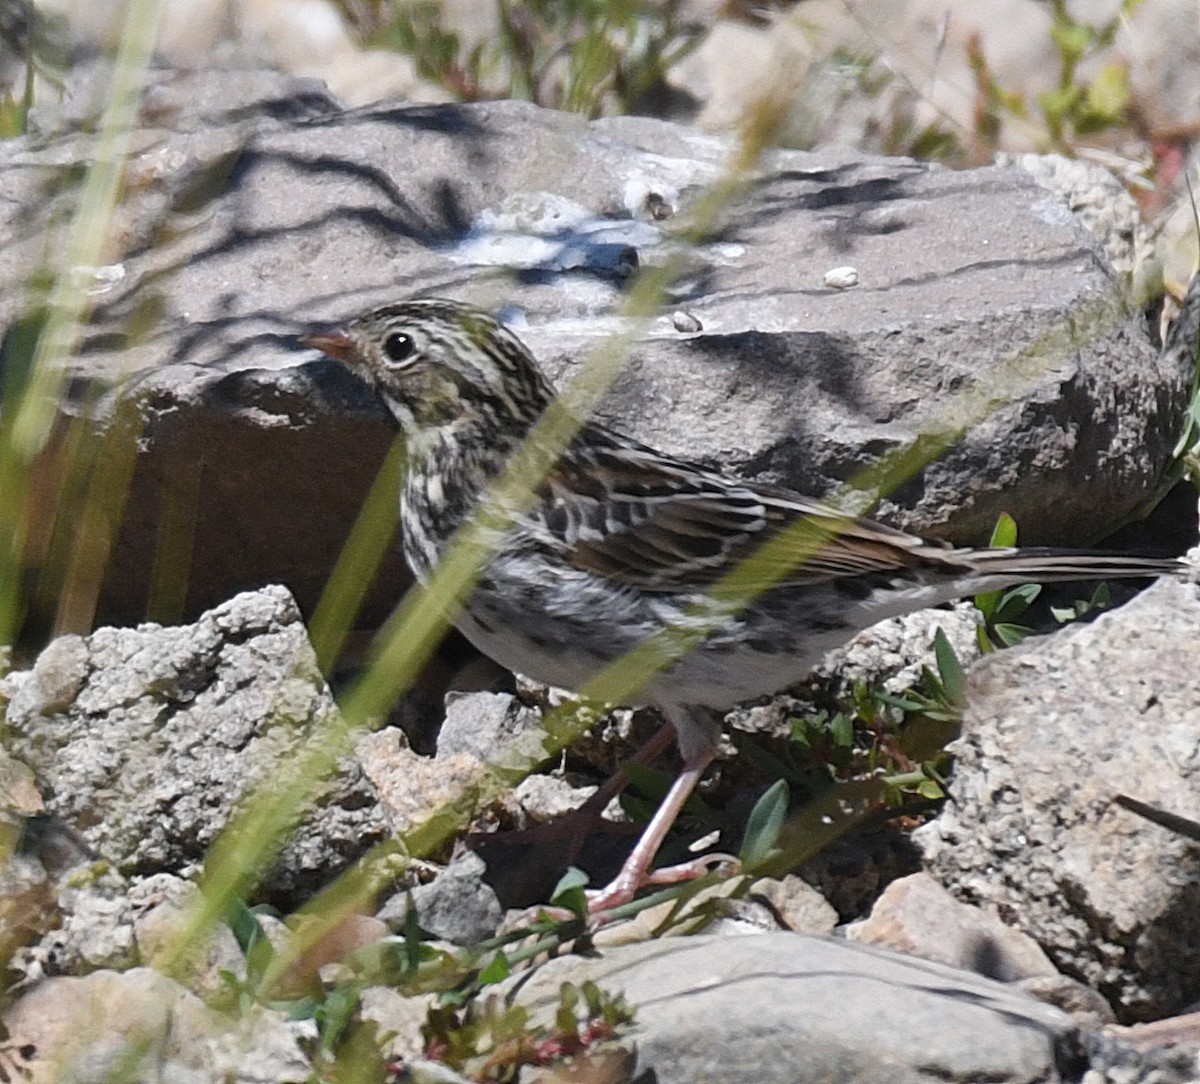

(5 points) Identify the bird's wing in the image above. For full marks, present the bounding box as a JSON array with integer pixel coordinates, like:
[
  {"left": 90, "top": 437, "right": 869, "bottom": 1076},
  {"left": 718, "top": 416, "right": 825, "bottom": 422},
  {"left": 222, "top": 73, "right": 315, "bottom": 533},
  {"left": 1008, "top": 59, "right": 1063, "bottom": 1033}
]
[{"left": 536, "top": 429, "right": 965, "bottom": 593}]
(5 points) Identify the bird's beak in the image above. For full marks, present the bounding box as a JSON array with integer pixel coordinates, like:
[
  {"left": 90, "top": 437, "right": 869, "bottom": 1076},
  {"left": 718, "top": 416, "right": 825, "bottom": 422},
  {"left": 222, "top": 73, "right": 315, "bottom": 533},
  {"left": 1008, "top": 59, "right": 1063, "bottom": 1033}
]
[{"left": 302, "top": 330, "right": 356, "bottom": 365}]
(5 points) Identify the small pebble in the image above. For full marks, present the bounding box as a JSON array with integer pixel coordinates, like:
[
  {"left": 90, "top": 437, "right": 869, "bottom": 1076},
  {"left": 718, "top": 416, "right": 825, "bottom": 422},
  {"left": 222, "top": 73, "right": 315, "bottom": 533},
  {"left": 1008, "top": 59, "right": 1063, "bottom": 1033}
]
[
  {"left": 672, "top": 310, "right": 702, "bottom": 333},
  {"left": 73, "top": 263, "right": 126, "bottom": 296},
  {"left": 823, "top": 266, "right": 859, "bottom": 289}
]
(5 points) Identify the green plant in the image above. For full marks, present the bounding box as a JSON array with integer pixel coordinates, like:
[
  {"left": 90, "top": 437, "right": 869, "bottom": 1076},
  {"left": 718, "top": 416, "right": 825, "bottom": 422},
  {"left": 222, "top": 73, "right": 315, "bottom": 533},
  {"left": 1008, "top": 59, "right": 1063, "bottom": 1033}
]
[
  {"left": 344, "top": 0, "right": 705, "bottom": 117},
  {"left": 0, "top": 1, "right": 69, "bottom": 139},
  {"left": 421, "top": 981, "right": 633, "bottom": 1083},
  {"left": 869, "top": 628, "right": 965, "bottom": 803},
  {"left": 968, "top": 0, "right": 1144, "bottom": 155},
  {"left": 1038, "top": 0, "right": 1142, "bottom": 145},
  {"left": 1050, "top": 580, "right": 1111, "bottom": 625},
  {"left": 965, "top": 32, "right": 1028, "bottom": 155},
  {"left": 738, "top": 778, "right": 788, "bottom": 872},
  {"left": 1, "top": 1, "right": 43, "bottom": 138},
  {"left": 974, "top": 512, "right": 1135, "bottom": 649},
  {"left": 973, "top": 513, "right": 1038, "bottom": 652},
  {"left": 0, "top": 57, "right": 33, "bottom": 138},
  {"left": 720, "top": 630, "right": 968, "bottom": 872}
]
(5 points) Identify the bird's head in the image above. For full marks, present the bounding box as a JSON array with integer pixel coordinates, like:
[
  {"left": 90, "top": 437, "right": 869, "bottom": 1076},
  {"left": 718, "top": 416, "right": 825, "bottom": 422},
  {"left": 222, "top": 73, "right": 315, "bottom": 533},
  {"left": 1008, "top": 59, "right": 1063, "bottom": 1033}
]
[{"left": 303, "top": 299, "right": 557, "bottom": 438}]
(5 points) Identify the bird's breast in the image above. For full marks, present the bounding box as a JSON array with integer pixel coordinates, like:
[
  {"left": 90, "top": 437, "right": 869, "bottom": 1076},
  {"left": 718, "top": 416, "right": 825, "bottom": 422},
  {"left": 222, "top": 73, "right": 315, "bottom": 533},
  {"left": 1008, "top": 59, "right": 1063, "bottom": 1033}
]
[{"left": 399, "top": 445, "right": 509, "bottom": 582}]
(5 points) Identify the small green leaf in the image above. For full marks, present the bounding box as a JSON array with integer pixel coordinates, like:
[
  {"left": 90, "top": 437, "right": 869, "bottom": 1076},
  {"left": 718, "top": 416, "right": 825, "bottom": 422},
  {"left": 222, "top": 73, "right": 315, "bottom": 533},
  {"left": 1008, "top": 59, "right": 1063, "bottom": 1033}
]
[
  {"left": 933, "top": 628, "right": 966, "bottom": 704},
  {"left": 1084, "top": 62, "right": 1130, "bottom": 120},
  {"left": 555, "top": 981, "right": 580, "bottom": 1034},
  {"left": 551, "top": 866, "right": 590, "bottom": 916},
  {"left": 789, "top": 717, "right": 815, "bottom": 747},
  {"left": 403, "top": 890, "right": 423, "bottom": 975},
  {"left": 1038, "top": 84, "right": 1083, "bottom": 124},
  {"left": 917, "top": 778, "right": 945, "bottom": 800},
  {"left": 315, "top": 985, "right": 359, "bottom": 1053},
  {"left": 226, "top": 897, "right": 265, "bottom": 954},
  {"left": 829, "top": 712, "right": 854, "bottom": 748},
  {"left": 288, "top": 995, "right": 320, "bottom": 1021},
  {"left": 1050, "top": 21, "right": 1092, "bottom": 64},
  {"left": 478, "top": 951, "right": 511, "bottom": 986},
  {"left": 987, "top": 512, "right": 1019, "bottom": 549},
  {"left": 581, "top": 980, "right": 603, "bottom": 1017},
  {"left": 976, "top": 514, "right": 1020, "bottom": 620},
  {"left": 739, "top": 779, "right": 789, "bottom": 870},
  {"left": 993, "top": 622, "right": 1032, "bottom": 647},
  {"left": 993, "top": 583, "right": 1040, "bottom": 623},
  {"left": 0, "top": 96, "right": 28, "bottom": 140}
]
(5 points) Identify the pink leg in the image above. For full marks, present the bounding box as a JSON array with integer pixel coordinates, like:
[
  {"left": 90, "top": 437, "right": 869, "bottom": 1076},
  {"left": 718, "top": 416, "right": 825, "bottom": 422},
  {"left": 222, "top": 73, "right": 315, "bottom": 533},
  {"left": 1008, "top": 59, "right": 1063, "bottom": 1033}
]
[{"left": 586, "top": 747, "right": 716, "bottom": 913}]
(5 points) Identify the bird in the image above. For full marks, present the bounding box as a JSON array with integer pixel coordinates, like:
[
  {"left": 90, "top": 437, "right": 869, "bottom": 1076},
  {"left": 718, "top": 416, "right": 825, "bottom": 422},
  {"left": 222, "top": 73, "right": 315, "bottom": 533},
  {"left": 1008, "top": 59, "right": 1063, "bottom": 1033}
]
[{"left": 304, "top": 297, "right": 1183, "bottom": 913}]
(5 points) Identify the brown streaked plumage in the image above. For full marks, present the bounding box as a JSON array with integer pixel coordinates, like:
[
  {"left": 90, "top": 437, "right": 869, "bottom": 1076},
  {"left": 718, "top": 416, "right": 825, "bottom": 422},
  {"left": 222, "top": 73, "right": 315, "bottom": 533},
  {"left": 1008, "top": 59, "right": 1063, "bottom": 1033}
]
[{"left": 304, "top": 298, "right": 1182, "bottom": 914}]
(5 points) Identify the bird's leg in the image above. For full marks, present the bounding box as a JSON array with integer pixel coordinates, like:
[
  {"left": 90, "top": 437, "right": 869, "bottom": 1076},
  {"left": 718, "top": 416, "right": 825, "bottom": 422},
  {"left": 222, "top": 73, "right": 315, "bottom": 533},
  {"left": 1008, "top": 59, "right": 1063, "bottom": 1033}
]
[
  {"left": 587, "top": 707, "right": 730, "bottom": 914},
  {"left": 585, "top": 752, "right": 713, "bottom": 912}
]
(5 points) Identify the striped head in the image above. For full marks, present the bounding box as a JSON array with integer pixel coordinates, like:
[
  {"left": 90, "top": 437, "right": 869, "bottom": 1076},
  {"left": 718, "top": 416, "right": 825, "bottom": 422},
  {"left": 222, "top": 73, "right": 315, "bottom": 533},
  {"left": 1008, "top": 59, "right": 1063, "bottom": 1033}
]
[{"left": 304, "top": 299, "right": 557, "bottom": 441}]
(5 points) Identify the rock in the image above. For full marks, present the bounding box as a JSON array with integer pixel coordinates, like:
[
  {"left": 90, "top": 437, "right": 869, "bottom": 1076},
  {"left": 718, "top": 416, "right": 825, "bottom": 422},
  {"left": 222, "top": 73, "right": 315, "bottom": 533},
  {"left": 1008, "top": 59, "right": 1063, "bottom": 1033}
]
[
  {"left": 997, "top": 153, "right": 1151, "bottom": 276},
  {"left": 797, "top": 830, "right": 923, "bottom": 922},
  {"left": 0, "top": 852, "right": 53, "bottom": 960},
  {"left": 2, "top": 586, "right": 389, "bottom": 903},
  {"left": 668, "top": 1, "right": 1200, "bottom": 161},
  {"left": 1115, "top": 0, "right": 1200, "bottom": 137},
  {"left": 2, "top": 966, "right": 310, "bottom": 1084},
  {"left": 507, "top": 932, "right": 1084, "bottom": 1084},
  {"left": 4, "top": 635, "right": 89, "bottom": 720},
  {"left": 586, "top": 875, "right": 834, "bottom": 946},
  {"left": 23, "top": 868, "right": 137, "bottom": 976},
  {"left": 36, "top": 0, "right": 450, "bottom": 108},
  {"left": 301, "top": 913, "right": 391, "bottom": 988},
  {"left": 1083, "top": 1027, "right": 1200, "bottom": 1084},
  {"left": 506, "top": 773, "right": 601, "bottom": 828},
  {"left": 378, "top": 851, "right": 504, "bottom": 946},
  {"left": 358, "top": 984, "right": 432, "bottom": 1065},
  {"left": 356, "top": 728, "right": 488, "bottom": 839},
  {"left": 0, "top": 750, "right": 43, "bottom": 821},
  {"left": 750, "top": 873, "right": 839, "bottom": 934},
  {"left": 812, "top": 600, "right": 982, "bottom": 696},
  {"left": 0, "top": 77, "right": 1188, "bottom": 635},
  {"left": 129, "top": 873, "right": 247, "bottom": 1000},
  {"left": 437, "top": 691, "right": 547, "bottom": 773},
  {"left": 1109, "top": 1010, "right": 1200, "bottom": 1051},
  {"left": 845, "top": 871, "right": 1059, "bottom": 982},
  {"left": 916, "top": 577, "right": 1200, "bottom": 1022},
  {"left": 0, "top": 747, "right": 47, "bottom": 910}
]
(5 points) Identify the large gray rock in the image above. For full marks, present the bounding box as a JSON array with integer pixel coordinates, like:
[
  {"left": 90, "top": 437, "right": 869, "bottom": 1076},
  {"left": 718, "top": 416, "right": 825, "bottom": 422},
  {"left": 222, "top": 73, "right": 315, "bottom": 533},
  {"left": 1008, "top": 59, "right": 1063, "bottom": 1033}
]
[
  {"left": 508, "top": 932, "right": 1084, "bottom": 1084},
  {"left": 0, "top": 585, "right": 389, "bottom": 902},
  {"left": 0, "top": 67, "right": 1189, "bottom": 630},
  {"left": 916, "top": 577, "right": 1200, "bottom": 1022}
]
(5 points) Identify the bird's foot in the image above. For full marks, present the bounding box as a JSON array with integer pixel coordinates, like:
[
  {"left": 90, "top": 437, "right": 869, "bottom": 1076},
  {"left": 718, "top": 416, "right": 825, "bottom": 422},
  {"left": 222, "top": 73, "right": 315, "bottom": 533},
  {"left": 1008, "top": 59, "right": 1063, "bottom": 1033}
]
[{"left": 586, "top": 852, "right": 739, "bottom": 917}]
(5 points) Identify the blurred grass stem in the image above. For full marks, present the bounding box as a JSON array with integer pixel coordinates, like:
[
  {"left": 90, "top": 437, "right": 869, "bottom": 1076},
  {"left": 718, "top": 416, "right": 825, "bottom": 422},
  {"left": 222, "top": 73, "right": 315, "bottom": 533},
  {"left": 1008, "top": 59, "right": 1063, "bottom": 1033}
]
[{"left": 0, "top": 0, "right": 164, "bottom": 643}]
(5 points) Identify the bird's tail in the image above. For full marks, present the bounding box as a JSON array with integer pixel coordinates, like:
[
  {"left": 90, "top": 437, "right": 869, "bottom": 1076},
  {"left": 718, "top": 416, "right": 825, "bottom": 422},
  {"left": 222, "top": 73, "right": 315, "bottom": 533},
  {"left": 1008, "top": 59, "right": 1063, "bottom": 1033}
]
[{"left": 960, "top": 547, "right": 1185, "bottom": 588}]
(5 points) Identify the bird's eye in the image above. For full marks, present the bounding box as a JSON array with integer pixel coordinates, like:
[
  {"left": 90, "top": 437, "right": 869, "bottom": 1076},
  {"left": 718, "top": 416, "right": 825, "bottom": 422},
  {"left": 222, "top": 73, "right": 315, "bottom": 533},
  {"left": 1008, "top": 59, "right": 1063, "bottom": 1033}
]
[{"left": 382, "top": 332, "right": 416, "bottom": 365}]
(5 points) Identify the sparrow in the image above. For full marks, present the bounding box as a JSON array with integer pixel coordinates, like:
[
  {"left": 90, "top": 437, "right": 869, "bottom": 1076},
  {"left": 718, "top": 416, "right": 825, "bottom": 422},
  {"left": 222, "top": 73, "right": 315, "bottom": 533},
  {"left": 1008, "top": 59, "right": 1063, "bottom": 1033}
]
[{"left": 305, "top": 298, "right": 1181, "bottom": 911}]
